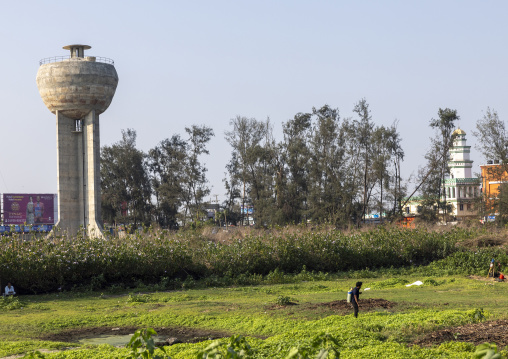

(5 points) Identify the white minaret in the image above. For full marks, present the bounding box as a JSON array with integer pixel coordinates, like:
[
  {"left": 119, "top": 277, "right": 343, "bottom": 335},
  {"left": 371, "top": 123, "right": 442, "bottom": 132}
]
[
  {"left": 449, "top": 128, "right": 473, "bottom": 179},
  {"left": 445, "top": 128, "right": 480, "bottom": 219}
]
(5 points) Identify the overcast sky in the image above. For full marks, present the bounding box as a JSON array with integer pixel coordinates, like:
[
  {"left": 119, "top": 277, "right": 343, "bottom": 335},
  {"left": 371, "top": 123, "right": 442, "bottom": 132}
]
[{"left": 0, "top": 1, "right": 507, "bottom": 202}]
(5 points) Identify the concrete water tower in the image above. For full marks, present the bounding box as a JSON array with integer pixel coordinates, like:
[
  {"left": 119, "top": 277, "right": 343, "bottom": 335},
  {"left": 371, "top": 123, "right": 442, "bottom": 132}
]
[{"left": 36, "top": 45, "right": 119, "bottom": 237}]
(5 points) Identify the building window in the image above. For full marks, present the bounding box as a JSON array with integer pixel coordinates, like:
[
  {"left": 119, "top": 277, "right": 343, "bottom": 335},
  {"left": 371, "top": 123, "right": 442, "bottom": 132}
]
[
  {"left": 460, "top": 204, "right": 464, "bottom": 211},
  {"left": 452, "top": 188, "right": 455, "bottom": 198},
  {"left": 467, "top": 204, "right": 471, "bottom": 211},
  {"left": 406, "top": 207, "right": 410, "bottom": 214}
]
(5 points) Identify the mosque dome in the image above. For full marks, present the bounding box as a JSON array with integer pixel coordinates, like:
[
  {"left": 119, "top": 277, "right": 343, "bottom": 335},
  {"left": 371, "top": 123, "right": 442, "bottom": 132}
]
[{"left": 453, "top": 128, "right": 466, "bottom": 136}]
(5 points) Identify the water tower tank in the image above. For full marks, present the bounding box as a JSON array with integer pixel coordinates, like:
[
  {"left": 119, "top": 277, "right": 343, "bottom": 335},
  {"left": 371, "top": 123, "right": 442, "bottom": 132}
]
[{"left": 36, "top": 45, "right": 118, "bottom": 119}]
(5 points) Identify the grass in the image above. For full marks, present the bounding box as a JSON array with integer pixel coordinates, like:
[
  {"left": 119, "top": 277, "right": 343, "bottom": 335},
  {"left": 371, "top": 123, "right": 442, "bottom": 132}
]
[{"left": 0, "top": 273, "right": 507, "bottom": 358}]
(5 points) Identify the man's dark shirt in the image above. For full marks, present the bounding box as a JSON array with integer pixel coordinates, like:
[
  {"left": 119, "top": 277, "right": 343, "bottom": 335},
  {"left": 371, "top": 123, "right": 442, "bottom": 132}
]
[{"left": 351, "top": 287, "right": 360, "bottom": 303}]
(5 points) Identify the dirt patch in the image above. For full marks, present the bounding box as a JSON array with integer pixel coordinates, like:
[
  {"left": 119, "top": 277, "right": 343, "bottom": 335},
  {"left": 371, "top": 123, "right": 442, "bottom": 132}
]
[
  {"left": 38, "top": 326, "right": 231, "bottom": 344},
  {"left": 265, "top": 301, "right": 299, "bottom": 310},
  {"left": 305, "top": 298, "right": 395, "bottom": 312},
  {"left": 265, "top": 299, "right": 395, "bottom": 312},
  {"left": 413, "top": 320, "right": 508, "bottom": 347}
]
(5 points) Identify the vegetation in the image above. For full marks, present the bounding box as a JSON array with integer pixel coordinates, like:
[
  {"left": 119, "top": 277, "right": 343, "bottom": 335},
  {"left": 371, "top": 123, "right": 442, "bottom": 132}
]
[
  {"left": 0, "top": 226, "right": 487, "bottom": 294},
  {"left": 102, "top": 125, "right": 214, "bottom": 229},
  {"left": 101, "top": 100, "right": 408, "bottom": 229},
  {"left": 101, "top": 129, "right": 152, "bottom": 228},
  {"left": 125, "top": 328, "right": 169, "bottom": 359},
  {"left": 414, "top": 108, "right": 459, "bottom": 222},
  {"left": 98, "top": 103, "right": 508, "bottom": 229},
  {"left": 0, "top": 269, "right": 508, "bottom": 358},
  {"left": 472, "top": 108, "right": 508, "bottom": 225},
  {"left": 2, "top": 226, "right": 508, "bottom": 357}
]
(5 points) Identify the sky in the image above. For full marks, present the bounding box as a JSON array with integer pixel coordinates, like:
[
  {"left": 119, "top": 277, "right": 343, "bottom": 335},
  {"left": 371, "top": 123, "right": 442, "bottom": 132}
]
[{"left": 0, "top": 1, "right": 507, "bottom": 202}]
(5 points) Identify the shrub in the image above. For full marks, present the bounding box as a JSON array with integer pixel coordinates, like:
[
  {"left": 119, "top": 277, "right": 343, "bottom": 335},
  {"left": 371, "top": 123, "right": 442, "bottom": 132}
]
[
  {"left": 197, "top": 335, "right": 256, "bottom": 359},
  {"left": 0, "top": 226, "right": 484, "bottom": 293},
  {"left": 0, "top": 296, "right": 24, "bottom": 310},
  {"left": 275, "top": 295, "right": 294, "bottom": 306},
  {"left": 126, "top": 328, "right": 170, "bottom": 359}
]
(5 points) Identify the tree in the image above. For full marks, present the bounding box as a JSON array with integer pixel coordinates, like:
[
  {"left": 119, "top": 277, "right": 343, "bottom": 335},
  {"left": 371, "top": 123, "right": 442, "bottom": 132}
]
[
  {"left": 248, "top": 119, "right": 277, "bottom": 226},
  {"left": 370, "top": 124, "right": 405, "bottom": 221},
  {"left": 278, "top": 112, "right": 312, "bottom": 224},
  {"left": 417, "top": 108, "right": 459, "bottom": 222},
  {"left": 431, "top": 108, "right": 460, "bottom": 221},
  {"left": 352, "top": 99, "right": 376, "bottom": 222},
  {"left": 223, "top": 151, "right": 242, "bottom": 225},
  {"left": 473, "top": 107, "right": 508, "bottom": 184},
  {"left": 222, "top": 101, "right": 406, "bottom": 228},
  {"left": 307, "top": 105, "right": 345, "bottom": 224},
  {"left": 473, "top": 108, "right": 508, "bottom": 164},
  {"left": 101, "top": 129, "right": 152, "bottom": 228},
  {"left": 225, "top": 116, "right": 274, "bottom": 225},
  {"left": 496, "top": 183, "right": 508, "bottom": 225},
  {"left": 147, "top": 135, "right": 187, "bottom": 229},
  {"left": 339, "top": 117, "right": 364, "bottom": 226},
  {"left": 376, "top": 122, "right": 406, "bottom": 218},
  {"left": 181, "top": 125, "right": 214, "bottom": 226},
  {"left": 473, "top": 108, "right": 508, "bottom": 222},
  {"left": 390, "top": 124, "right": 406, "bottom": 216}
]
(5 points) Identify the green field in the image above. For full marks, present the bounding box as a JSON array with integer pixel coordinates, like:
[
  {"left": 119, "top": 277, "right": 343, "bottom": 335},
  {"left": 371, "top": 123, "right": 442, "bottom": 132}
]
[
  {"left": 0, "top": 272, "right": 507, "bottom": 358},
  {"left": 1, "top": 226, "right": 508, "bottom": 358}
]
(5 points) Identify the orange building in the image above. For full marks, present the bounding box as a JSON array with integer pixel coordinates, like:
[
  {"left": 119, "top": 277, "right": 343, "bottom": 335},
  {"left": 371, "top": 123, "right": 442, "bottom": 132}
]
[
  {"left": 397, "top": 216, "right": 416, "bottom": 228},
  {"left": 480, "top": 163, "right": 508, "bottom": 215}
]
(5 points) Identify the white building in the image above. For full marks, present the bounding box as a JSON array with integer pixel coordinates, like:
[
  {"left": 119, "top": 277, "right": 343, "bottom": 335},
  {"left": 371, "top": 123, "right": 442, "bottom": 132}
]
[
  {"left": 443, "top": 128, "right": 480, "bottom": 219},
  {"left": 403, "top": 128, "right": 481, "bottom": 221}
]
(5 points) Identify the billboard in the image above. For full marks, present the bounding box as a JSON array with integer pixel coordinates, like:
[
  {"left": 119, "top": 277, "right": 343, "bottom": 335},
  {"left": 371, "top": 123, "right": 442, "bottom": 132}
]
[{"left": 3, "top": 194, "right": 55, "bottom": 225}]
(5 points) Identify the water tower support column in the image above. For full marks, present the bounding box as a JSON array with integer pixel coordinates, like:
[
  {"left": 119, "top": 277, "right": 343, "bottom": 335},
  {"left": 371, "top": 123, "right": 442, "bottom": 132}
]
[
  {"left": 55, "top": 111, "right": 84, "bottom": 235},
  {"left": 83, "top": 110, "right": 103, "bottom": 236}
]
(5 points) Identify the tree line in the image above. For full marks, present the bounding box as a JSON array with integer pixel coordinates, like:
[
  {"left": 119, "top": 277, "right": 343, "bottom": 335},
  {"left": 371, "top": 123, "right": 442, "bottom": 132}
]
[
  {"left": 101, "top": 125, "right": 214, "bottom": 229},
  {"left": 100, "top": 100, "right": 507, "bottom": 229},
  {"left": 223, "top": 100, "right": 405, "bottom": 228}
]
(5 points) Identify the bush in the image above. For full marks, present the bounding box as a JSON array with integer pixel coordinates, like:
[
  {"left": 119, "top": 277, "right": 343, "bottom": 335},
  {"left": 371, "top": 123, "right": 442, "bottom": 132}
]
[
  {"left": 0, "top": 227, "right": 484, "bottom": 293},
  {"left": 0, "top": 296, "right": 24, "bottom": 310},
  {"left": 275, "top": 295, "right": 294, "bottom": 306}
]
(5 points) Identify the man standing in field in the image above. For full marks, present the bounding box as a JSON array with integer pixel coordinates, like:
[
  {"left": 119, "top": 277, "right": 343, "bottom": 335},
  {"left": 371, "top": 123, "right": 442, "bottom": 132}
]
[{"left": 351, "top": 281, "right": 362, "bottom": 318}]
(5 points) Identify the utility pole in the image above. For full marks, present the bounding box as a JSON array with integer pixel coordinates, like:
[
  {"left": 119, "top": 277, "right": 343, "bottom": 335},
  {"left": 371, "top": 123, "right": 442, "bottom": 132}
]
[{"left": 214, "top": 194, "right": 219, "bottom": 226}]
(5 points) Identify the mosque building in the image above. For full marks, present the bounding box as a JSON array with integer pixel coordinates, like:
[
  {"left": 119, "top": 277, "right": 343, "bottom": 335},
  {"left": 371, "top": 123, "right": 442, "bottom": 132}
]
[
  {"left": 443, "top": 128, "right": 481, "bottom": 219},
  {"left": 404, "top": 128, "right": 481, "bottom": 221}
]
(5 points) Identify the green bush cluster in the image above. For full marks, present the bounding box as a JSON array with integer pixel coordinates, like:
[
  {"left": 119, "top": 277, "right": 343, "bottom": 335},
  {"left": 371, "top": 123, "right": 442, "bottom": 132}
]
[
  {"left": 0, "top": 227, "right": 482, "bottom": 293},
  {"left": 0, "top": 296, "right": 24, "bottom": 310},
  {"left": 0, "top": 232, "right": 195, "bottom": 293},
  {"left": 430, "top": 249, "right": 508, "bottom": 275}
]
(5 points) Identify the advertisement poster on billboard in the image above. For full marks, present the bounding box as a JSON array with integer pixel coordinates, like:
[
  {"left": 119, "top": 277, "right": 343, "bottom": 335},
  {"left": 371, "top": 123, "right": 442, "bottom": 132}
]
[{"left": 3, "top": 194, "right": 55, "bottom": 225}]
